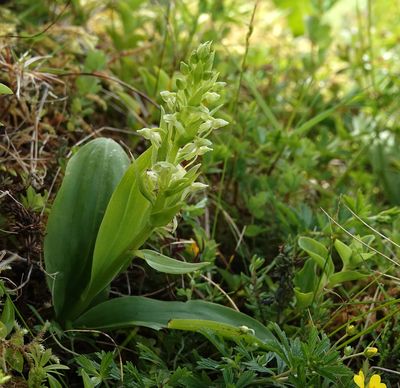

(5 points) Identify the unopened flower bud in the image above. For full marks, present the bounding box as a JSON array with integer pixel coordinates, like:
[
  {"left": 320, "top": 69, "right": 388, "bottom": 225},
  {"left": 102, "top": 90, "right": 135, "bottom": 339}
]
[
  {"left": 344, "top": 346, "right": 353, "bottom": 356},
  {"left": 203, "top": 92, "right": 220, "bottom": 104},
  {"left": 239, "top": 325, "right": 255, "bottom": 335},
  {"left": 160, "top": 91, "right": 177, "bottom": 109},
  {"left": 176, "top": 77, "right": 186, "bottom": 90},
  {"left": 346, "top": 324, "right": 357, "bottom": 336},
  {"left": 160, "top": 91, "right": 176, "bottom": 101},
  {"left": 138, "top": 128, "right": 162, "bottom": 148},
  {"left": 364, "top": 347, "right": 378, "bottom": 358},
  {"left": 212, "top": 118, "right": 229, "bottom": 129},
  {"left": 197, "top": 42, "right": 211, "bottom": 60},
  {"left": 198, "top": 120, "right": 213, "bottom": 134},
  {"left": 190, "top": 182, "right": 208, "bottom": 190},
  {"left": 179, "top": 62, "right": 189, "bottom": 75}
]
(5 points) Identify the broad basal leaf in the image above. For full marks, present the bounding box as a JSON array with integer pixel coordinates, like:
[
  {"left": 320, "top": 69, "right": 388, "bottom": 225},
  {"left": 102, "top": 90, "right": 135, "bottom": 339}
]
[
  {"left": 168, "top": 319, "right": 266, "bottom": 347},
  {"left": 44, "top": 138, "right": 130, "bottom": 320},
  {"left": 79, "top": 149, "right": 154, "bottom": 315},
  {"left": 73, "top": 296, "right": 273, "bottom": 343}
]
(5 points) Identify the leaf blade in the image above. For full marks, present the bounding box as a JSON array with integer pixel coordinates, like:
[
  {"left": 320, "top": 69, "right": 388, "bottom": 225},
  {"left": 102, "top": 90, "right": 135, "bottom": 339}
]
[
  {"left": 44, "top": 138, "right": 130, "bottom": 320},
  {"left": 135, "top": 249, "right": 209, "bottom": 274},
  {"left": 0, "top": 83, "right": 13, "bottom": 95},
  {"left": 73, "top": 296, "right": 273, "bottom": 342},
  {"left": 0, "top": 297, "right": 14, "bottom": 336},
  {"left": 84, "top": 149, "right": 154, "bottom": 312}
]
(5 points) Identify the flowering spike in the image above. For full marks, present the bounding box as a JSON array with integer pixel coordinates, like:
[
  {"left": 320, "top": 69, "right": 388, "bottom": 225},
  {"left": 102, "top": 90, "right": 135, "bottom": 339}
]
[{"left": 136, "top": 43, "right": 227, "bottom": 227}]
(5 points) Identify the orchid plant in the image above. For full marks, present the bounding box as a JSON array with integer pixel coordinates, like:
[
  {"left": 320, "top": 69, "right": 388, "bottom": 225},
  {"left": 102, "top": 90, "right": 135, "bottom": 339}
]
[{"left": 44, "top": 43, "right": 272, "bottom": 344}]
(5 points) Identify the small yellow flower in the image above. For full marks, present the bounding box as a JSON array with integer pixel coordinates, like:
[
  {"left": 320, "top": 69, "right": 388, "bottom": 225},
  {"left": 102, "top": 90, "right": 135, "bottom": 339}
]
[
  {"left": 354, "top": 371, "right": 387, "bottom": 388},
  {"left": 187, "top": 240, "right": 200, "bottom": 257},
  {"left": 354, "top": 370, "right": 365, "bottom": 388},
  {"left": 368, "top": 374, "right": 387, "bottom": 388}
]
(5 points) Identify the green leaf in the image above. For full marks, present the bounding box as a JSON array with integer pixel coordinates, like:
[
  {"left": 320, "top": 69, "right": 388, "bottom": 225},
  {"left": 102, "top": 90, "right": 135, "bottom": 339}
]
[
  {"left": 44, "top": 138, "right": 130, "bottom": 321},
  {"left": 84, "top": 50, "right": 107, "bottom": 72},
  {"left": 47, "top": 375, "right": 63, "bottom": 388},
  {"left": 328, "top": 271, "right": 368, "bottom": 287},
  {"left": 135, "top": 249, "right": 210, "bottom": 274},
  {"left": 348, "top": 252, "right": 372, "bottom": 267},
  {"left": 150, "top": 203, "right": 183, "bottom": 227},
  {"left": 294, "top": 92, "right": 360, "bottom": 137},
  {"left": 5, "top": 348, "right": 24, "bottom": 373},
  {"left": 294, "top": 288, "right": 314, "bottom": 309},
  {"left": 138, "top": 67, "right": 157, "bottom": 95},
  {"left": 0, "top": 297, "right": 15, "bottom": 336},
  {"left": 294, "top": 258, "right": 317, "bottom": 293},
  {"left": 73, "top": 296, "right": 273, "bottom": 343},
  {"left": 371, "top": 142, "right": 400, "bottom": 205},
  {"left": 244, "top": 224, "right": 266, "bottom": 237},
  {"left": 217, "top": 269, "right": 242, "bottom": 291},
  {"left": 0, "top": 322, "right": 7, "bottom": 339},
  {"left": 168, "top": 319, "right": 263, "bottom": 346},
  {"left": 298, "top": 236, "right": 329, "bottom": 270},
  {"left": 243, "top": 75, "right": 281, "bottom": 132},
  {"left": 334, "top": 239, "right": 352, "bottom": 269},
  {"left": 272, "top": 0, "right": 312, "bottom": 36},
  {"left": 82, "top": 149, "right": 153, "bottom": 315},
  {"left": 81, "top": 370, "right": 95, "bottom": 388},
  {"left": 0, "top": 83, "right": 13, "bottom": 95}
]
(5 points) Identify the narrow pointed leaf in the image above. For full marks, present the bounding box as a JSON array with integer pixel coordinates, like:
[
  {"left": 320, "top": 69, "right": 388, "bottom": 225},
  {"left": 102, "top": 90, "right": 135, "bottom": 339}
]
[
  {"left": 82, "top": 149, "right": 154, "bottom": 313},
  {"left": 73, "top": 296, "right": 273, "bottom": 342},
  {"left": 328, "top": 271, "right": 368, "bottom": 287},
  {"left": 135, "top": 249, "right": 210, "bottom": 274},
  {"left": 334, "top": 239, "right": 352, "bottom": 269},
  {"left": 168, "top": 319, "right": 265, "bottom": 346},
  {"left": 244, "top": 74, "right": 281, "bottom": 132}
]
